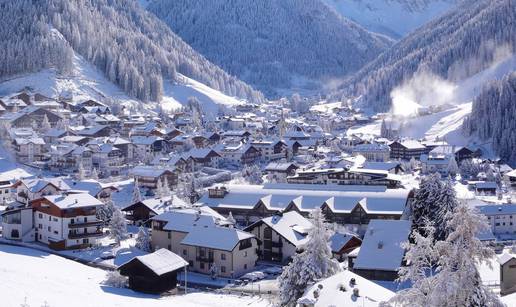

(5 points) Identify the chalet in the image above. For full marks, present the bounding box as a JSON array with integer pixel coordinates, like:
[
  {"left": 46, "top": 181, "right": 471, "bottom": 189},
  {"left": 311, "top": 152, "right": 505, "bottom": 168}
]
[
  {"left": 129, "top": 122, "right": 164, "bottom": 137},
  {"left": 360, "top": 161, "right": 404, "bottom": 174},
  {"left": 131, "top": 136, "right": 168, "bottom": 161},
  {"left": 118, "top": 248, "right": 188, "bottom": 293},
  {"left": 198, "top": 184, "right": 412, "bottom": 228},
  {"left": 74, "top": 125, "right": 113, "bottom": 138},
  {"left": 87, "top": 143, "right": 124, "bottom": 176},
  {"left": 1, "top": 106, "right": 62, "bottom": 128},
  {"left": 245, "top": 211, "right": 312, "bottom": 263},
  {"left": 499, "top": 253, "right": 516, "bottom": 295},
  {"left": 352, "top": 220, "right": 411, "bottom": 281},
  {"left": 221, "top": 130, "right": 251, "bottom": 140},
  {"left": 250, "top": 139, "right": 288, "bottom": 161},
  {"left": 30, "top": 193, "right": 104, "bottom": 250},
  {"left": 215, "top": 142, "right": 261, "bottom": 166},
  {"left": 12, "top": 178, "right": 70, "bottom": 203},
  {"left": 389, "top": 140, "right": 427, "bottom": 160},
  {"left": 0, "top": 176, "right": 14, "bottom": 204},
  {"left": 121, "top": 196, "right": 188, "bottom": 225},
  {"left": 131, "top": 166, "right": 177, "bottom": 190},
  {"left": 473, "top": 181, "right": 498, "bottom": 195},
  {"left": 150, "top": 208, "right": 258, "bottom": 278},
  {"left": 49, "top": 144, "right": 93, "bottom": 172},
  {"left": 65, "top": 179, "right": 118, "bottom": 202},
  {"left": 287, "top": 167, "right": 401, "bottom": 188},
  {"left": 505, "top": 169, "right": 516, "bottom": 187},
  {"left": 297, "top": 269, "right": 395, "bottom": 307},
  {"left": 352, "top": 143, "right": 390, "bottom": 162},
  {"left": 264, "top": 162, "right": 298, "bottom": 182},
  {"left": 330, "top": 232, "right": 362, "bottom": 261},
  {"left": 12, "top": 137, "right": 46, "bottom": 163},
  {"left": 183, "top": 148, "right": 221, "bottom": 169},
  {"left": 477, "top": 204, "right": 516, "bottom": 237},
  {"left": 59, "top": 135, "right": 90, "bottom": 146},
  {"left": 0, "top": 98, "right": 27, "bottom": 112},
  {"left": 420, "top": 153, "right": 453, "bottom": 176}
]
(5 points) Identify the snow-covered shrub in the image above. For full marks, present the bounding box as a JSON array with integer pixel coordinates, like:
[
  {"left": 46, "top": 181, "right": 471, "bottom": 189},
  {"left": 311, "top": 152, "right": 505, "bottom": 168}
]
[{"left": 103, "top": 271, "right": 128, "bottom": 288}]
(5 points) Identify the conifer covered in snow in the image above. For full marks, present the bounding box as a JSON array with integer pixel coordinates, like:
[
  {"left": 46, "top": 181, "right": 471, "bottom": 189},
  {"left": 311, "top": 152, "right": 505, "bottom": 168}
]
[
  {"left": 96, "top": 198, "right": 116, "bottom": 223},
  {"left": 76, "top": 162, "right": 86, "bottom": 181},
  {"left": 388, "top": 203, "right": 503, "bottom": 307},
  {"left": 226, "top": 211, "right": 236, "bottom": 226},
  {"left": 241, "top": 164, "right": 264, "bottom": 185},
  {"left": 135, "top": 226, "right": 151, "bottom": 252},
  {"left": 446, "top": 157, "right": 459, "bottom": 177},
  {"left": 108, "top": 207, "right": 127, "bottom": 245},
  {"left": 278, "top": 208, "right": 340, "bottom": 306},
  {"left": 131, "top": 179, "right": 142, "bottom": 203},
  {"left": 91, "top": 168, "right": 99, "bottom": 180},
  {"left": 41, "top": 115, "right": 51, "bottom": 132}
]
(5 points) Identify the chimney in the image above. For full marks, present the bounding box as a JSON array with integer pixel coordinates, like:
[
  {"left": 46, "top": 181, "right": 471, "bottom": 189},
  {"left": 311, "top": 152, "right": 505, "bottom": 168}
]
[{"left": 353, "top": 288, "right": 360, "bottom": 297}]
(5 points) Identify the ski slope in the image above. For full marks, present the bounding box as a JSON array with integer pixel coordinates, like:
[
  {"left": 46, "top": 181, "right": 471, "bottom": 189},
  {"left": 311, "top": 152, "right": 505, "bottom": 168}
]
[{"left": 0, "top": 245, "right": 270, "bottom": 307}]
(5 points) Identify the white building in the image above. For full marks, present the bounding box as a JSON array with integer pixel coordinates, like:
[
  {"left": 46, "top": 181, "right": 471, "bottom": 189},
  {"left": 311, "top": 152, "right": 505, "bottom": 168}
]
[
  {"left": 478, "top": 204, "right": 516, "bottom": 237},
  {"left": 352, "top": 143, "right": 390, "bottom": 162}
]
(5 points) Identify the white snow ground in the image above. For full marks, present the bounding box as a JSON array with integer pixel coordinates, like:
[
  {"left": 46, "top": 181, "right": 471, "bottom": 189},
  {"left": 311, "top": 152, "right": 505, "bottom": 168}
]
[
  {"left": 0, "top": 51, "right": 244, "bottom": 116},
  {"left": 0, "top": 244, "right": 270, "bottom": 307}
]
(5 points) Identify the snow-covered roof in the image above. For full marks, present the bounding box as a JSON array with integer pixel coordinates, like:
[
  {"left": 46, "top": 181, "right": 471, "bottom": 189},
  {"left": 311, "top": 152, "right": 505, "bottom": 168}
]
[
  {"left": 120, "top": 248, "right": 188, "bottom": 276},
  {"left": 151, "top": 207, "right": 227, "bottom": 232},
  {"left": 131, "top": 165, "right": 173, "bottom": 178},
  {"left": 474, "top": 182, "right": 497, "bottom": 189},
  {"left": 64, "top": 179, "right": 116, "bottom": 197},
  {"left": 265, "top": 162, "right": 297, "bottom": 172},
  {"left": 352, "top": 143, "right": 390, "bottom": 152},
  {"left": 249, "top": 211, "right": 312, "bottom": 247},
  {"left": 181, "top": 227, "right": 255, "bottom": 251},
  {"left": 126, "top": 196, "right": 188, "bottom": 215},
  {"left": 19, "top": 178, "right": 70, "bottom": 193},
  {"left": 498, "top": 253, "right": 516, "bottom": 265},
  {"left": 394, "top": 140, "right": 426, "bottom": 150},
  {"left": 43, "top": 193, "right": 103, "bottom": 209},
  {"left": 298, "top": 269, "right": 395, "bottom": 307},
  {"left": 14, "top": 137, "right": 45, "bottom": 145},
  {"left": 330, "top": 232, "right": 360, "bottom": 253},
  {"left": 354, "top": 220, "right": 411, "bottom": 272},
  {"left": 198, "top": 184, "right": 410, "bottom": 215},
  {"left": 361, "top": 162, "right": 401, "bottom": 172},
  {"left": 130, "top": 135, "right": 163, "bottom": 145},
  {"left": 477, "top": 204, "right": 516, "bottom": 215}
]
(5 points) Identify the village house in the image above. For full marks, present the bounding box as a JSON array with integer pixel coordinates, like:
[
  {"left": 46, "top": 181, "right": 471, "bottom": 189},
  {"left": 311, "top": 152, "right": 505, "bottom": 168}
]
[
  {"left": 0, "top": 106, "right": 62, "bottom": 129},
  {"left": 118, "top": 248, "right": 188, "bottom": 293},
  {"left": 352, "top": 143, "right": 391, "bottom": 162},
  {"left": 389, "top": 140, "right": 427, "bottom": 160},
  {"left": 197, "top": 184, "right": 412, "bottom": 229},
  {"left": 64, "top": 179, "right": 118, "bottom": 202},
  {"left": 250, "top": 139, "right": 288, "bottom": 161},
  {"left": 74, "top": 125, "right": 114, "bottom": 138},
  {"left": 49, "top": 144, "right": 93, "bottom": 172},
  {"left": 477, "top": 204, "right": 516, "bottom": 237},
  {"left": 12, "top": 137, "right": 46, "bottom": 163},
  {"left": 215, "top": 142, "right": 261, "bottom": 166},
  {"left": 86, "top": 143, "right": 124, "bottom": 176},
  {"left": 183, "top": 148, "right": 222, "bottom": 170},
  {"left": 264, "top": 162, "right": 299, "bottom": 182},
  {"left": 150, "top": 208, "right": 258, "bottom": 278},
  {"left": 131, "top": 165, "right": 177, "bottom": 191},
  {"left": 352, "top": 219, "right": 411, "bottom": 281},
  {"left": 12, "top": 178, "right": 70, "bottom": 203},
  {"left": 245, "top": 211, "right": 312, "bottom": 263},
  {"left": 131, "top": 136, "right": 168, "bottom": 161},
  {"left": 499, "top": 253, "right": 516, "bottom": 296},
  {"left": 330, "top": 232, "right": 362, "bottom": 261},
  {"left": 121, "top": 196, "right": 188, "bottom": 225}
]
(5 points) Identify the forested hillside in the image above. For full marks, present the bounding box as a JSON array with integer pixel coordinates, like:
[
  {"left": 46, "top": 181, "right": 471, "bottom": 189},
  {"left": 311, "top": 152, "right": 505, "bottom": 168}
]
[
  {"left": 463, "top": 72, "right": 516, "bottom": 163},
  {"left": 0, "top": 0, "right": 264, "bottom": 103},
  {"left": 146, "top": 0, "right": 393, "bottom": 97},
  {"left": 333, "top": 0, "right": 515, "bottom": 111}
]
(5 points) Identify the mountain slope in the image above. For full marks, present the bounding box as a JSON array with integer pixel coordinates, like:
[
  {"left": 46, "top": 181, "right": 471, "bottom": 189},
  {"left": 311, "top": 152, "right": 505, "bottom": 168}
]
[
  {"left": 145, "top": 0, "right": 393, "bottom": 97},
  {"left": 464, "top": 72, "right": 516, "bottom": 163},
  {"left": 324, "top": 0, "right": 458, "bottom": 39},
  {"left": 334, "top": 0, "right": 515, "bottom": 112},
  {"left": 0, "top": 0, "right": 263, "bottom": 104}
]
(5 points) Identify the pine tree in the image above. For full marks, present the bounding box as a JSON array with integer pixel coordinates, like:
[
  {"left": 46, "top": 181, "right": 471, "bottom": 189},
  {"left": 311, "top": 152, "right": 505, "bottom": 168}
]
[
  {"left": 227, "top": 211, "right": 236, "bottom": 226},
  {"left": 97, "top": 199, "right": 116, "bottom": 223},
  {"left": 411, "top": 173, "right": 442, "bottom": 232},
  {"left": 132, "top": 178, "right": 142, "bottom": 203},
  {"left": 41, "top": 114, "right": 51, "bottom": 132},
  {"left": 135, "top": 226, "right": 151, "bottom": 252},
  {"left": 447, "top": 157, "right": 459, "bottom": 177},
  {"left": 155, "top": 177, "right": 164, "bottom": 198},
  {"left": 91, "top": 168, "right": 99, "bottom": 180},
  {"left": 108, "top": 207, "right": 127, "bottom": 245},
  {"left": 434, "top": 179, "right": 459, "bottom": 240},
  {"left": 76, "top": 161, "right": 85, "bottom": 181},
  {"left": 278, "top": 208, "right": 340, "bottom": 306},
  {"left": 162, "top": 177, "right": 171, "bottom": 198}
]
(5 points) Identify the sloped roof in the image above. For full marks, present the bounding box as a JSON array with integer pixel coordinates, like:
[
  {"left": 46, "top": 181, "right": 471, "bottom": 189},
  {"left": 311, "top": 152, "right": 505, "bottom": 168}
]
[
  {"left": 43, "top": 193, "right": 103, "bottom": 209},
  {"left": 249, "top": 211, "right": 312, "bottom": 247},
  {"left": 354, "top": 220, "right": 411, "bottom": 271},
  {"left": 120, "top": 248, "right": 187, "bottom": 276},
  {"left": 181, "top": 226, "right": 255, "bottom": 251}
]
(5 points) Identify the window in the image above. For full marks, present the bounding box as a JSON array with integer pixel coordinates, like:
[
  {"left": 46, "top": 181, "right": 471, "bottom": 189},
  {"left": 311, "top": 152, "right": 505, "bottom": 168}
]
[
  {"left": 244, "top": 264, "right": 247, "bottom": 270},
  {"left": 244, "top": 251, "right": 247, "bottom": 257},
  {"left": 496, "top": 223, "right": 501, "bottom": 226},
  {"left": 38, "top": 213, "right": 43, "bottom": 219},
  {"left": 71, "top": 218, "right": 75, "bottom": 224},
  {"left": 221, "top": 266, "right": 226, "bottom": 273},
  {"left": 167, "top": 244, "right": 171, "bottom": 251},
  {"left": 183, "top": 249, "right": 187, "bottom": 256},
  {"left": 83, "top": 238, "right": 89, "bottom": 244},
  {"left": 53, "top": 231, "right": 58, "bottom": 235},
  {"left": 221, "top": 253, "right": 226, "bottom": 260},
  {"left": 200, "top": 262, "right": 205, "bottom": 269},
  {"left": 11, "top": 229, "right": 19, "bottom": 238},
  {"left": 47, "top": 226, "right": 51, "bottom": 232},
  {"left": 167, "top": 232, "right": 171, "bottom": 239},
  {"left": 189, "top": 261, "right": 193, "bottom": 267},
  {"left": 52, "top": 218, "right": 58, "bottom": 222},
  {"left": 48, "top": 216, "right": 51, "bottom": 221},
  {"left": 84, "top": 217, "right": 87, "bottom": 222}
]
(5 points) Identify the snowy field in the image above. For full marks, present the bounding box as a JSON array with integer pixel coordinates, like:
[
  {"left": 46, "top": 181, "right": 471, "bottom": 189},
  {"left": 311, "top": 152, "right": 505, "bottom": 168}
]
[{"left": 0, "top": 245, "right": 271, "bottom": 307}]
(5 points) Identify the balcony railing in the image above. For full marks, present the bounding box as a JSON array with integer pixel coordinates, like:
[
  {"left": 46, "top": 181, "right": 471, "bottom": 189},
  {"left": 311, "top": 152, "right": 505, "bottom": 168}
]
[
  {"left": 68, "top": 230, "right": 103, "bottom": 239},
  {"left": 196, "top": 255, "right": 214, "bottom": 263},
  {"left": 68, "top": 220, "right": 104, "bottom": 228}
]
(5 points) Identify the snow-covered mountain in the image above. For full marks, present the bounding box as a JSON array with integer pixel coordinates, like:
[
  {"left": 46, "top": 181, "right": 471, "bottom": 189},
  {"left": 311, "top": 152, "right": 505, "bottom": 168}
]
[
  {"left": 0, "top": 0, "right": 263, "bottom": 106},
  {"left": 334, "top": 0, "right": 516, "bottom": 112},
  {"left": 145, "top": 0, "right": 393, "bottom": 98},
  {"left": 324, "top": 0, "right": 458, "bottom": 39}
]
